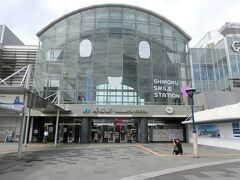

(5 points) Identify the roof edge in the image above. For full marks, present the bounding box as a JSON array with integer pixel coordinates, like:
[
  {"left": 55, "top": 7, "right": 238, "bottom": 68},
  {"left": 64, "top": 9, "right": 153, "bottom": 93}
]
[
  {"left": 36, "top": 4, "right": 191, "bottom": 40},
  {"left": 182, "top": 117, "right": 239, "bottom": 124}
]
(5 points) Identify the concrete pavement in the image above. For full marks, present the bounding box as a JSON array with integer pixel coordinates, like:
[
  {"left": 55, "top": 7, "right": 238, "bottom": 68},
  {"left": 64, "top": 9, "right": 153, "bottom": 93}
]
[
  {"left": 0, "top": 143, "right": 240, "bottom": 180},
  {"left": 0, "top": 143, "right": 54, "bottom": 156},
  {"left": 146, "top": 160, "right": 240, "bottom": 180}
]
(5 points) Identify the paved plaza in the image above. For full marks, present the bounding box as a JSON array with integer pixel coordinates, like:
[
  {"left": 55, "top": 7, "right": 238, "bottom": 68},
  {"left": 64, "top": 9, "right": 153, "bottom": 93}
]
[{"left": 0, "top": 143, "right": 240, "bottom": 180}]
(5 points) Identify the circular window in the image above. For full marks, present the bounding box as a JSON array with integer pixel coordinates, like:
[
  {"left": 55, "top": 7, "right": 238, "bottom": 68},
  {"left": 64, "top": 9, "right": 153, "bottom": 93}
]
[
  {"left": 79, "top": 39, "right": 92, "bottom": 57},
  {"left": 139, "top": 41, "right": 150, "bottom": 59}
]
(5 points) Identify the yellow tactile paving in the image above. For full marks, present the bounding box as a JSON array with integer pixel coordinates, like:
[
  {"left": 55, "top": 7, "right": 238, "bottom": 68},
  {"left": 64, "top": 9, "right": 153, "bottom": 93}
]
[
  {"left": 136, "top": 145, "right": 166, "bottom": 157},
  {"left": 136, "top": 145, "right": 240, "bottom": 157}
]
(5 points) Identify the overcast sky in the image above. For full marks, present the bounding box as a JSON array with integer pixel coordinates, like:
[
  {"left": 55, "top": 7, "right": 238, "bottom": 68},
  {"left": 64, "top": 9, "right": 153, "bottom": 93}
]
[{"left": 0, "top": 0, "right": 240, "bottom": 46}]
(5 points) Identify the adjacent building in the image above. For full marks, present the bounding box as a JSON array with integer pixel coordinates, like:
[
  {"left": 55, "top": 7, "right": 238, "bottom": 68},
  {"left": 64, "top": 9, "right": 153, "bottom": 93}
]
[
  {"left": 0, "top": 25, "right": 37, "bottom": 142},
  {"left": 186, "top": 22, "right": 240, "bottom": 150}
]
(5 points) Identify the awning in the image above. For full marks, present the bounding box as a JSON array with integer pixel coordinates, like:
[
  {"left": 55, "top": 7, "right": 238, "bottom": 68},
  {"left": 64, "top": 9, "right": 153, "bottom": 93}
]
[
  {"left": 182, "top": 102, "right": 240, "bottom": 124},
  {"left": 0, "top": 86, "right": 71, "bottom": 114}
]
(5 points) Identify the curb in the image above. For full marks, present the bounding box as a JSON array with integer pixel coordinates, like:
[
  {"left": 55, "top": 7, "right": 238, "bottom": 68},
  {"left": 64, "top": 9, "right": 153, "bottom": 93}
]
[{"left": 120, "top": 158, "right": 240, "bottom": 180}]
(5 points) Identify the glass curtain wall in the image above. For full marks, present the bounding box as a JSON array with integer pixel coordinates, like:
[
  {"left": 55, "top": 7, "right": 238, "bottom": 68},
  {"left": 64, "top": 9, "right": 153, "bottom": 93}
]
[
  {"left": 191, "top": 42, "right": 230, "bottom": 92},
  {"left": 34, "top": 6, "right": 191, "bottom": 105}
]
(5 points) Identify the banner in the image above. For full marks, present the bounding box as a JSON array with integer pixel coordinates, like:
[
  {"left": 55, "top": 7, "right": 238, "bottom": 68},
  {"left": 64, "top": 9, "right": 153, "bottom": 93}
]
[{"left": 0, "top": 94, "right": 24, "bottom": 111}]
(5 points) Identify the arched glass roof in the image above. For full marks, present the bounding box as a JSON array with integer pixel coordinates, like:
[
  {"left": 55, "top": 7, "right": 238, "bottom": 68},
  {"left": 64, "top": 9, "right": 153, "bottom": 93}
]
[{"left": 36, "top": 4, "right": 191, "bottom": 40}]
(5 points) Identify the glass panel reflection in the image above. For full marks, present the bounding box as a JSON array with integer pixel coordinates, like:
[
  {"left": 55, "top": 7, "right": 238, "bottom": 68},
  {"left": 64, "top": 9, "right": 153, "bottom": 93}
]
[{"left": 35, "top": 6, "right": 190, "bottom": 105}]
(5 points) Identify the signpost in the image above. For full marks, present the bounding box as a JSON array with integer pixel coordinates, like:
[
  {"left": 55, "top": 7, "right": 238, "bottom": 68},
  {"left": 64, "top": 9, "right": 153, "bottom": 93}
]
[{"left": 186, "top": 88, "right": 199, "bottom": 158}]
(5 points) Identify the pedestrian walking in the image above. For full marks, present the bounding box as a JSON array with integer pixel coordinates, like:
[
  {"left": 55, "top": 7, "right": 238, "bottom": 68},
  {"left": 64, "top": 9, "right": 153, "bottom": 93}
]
[{"left": 43, "top": 129, "right": 49, "bottom": 144}]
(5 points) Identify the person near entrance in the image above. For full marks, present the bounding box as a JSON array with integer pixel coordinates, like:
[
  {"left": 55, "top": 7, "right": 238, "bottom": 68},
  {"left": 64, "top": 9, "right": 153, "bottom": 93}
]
[
  {"left": 43, "top": 129, "right": 49, "bottom": 144},
  {"left": 172, "top": 138, "right": 183, "bottom": 155},
  {"left": 94, "top": 131, "right": 99, "bottom": 143},
  {"left": 127, "top": 130, "right": 132, "bottom": 142},
  {"left": 103, "top": 131, "right": 108, "bottom": 143}
]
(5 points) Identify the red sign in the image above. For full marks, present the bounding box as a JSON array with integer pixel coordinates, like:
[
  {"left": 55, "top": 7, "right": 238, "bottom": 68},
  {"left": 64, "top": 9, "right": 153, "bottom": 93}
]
[{"left": 114, "top": 118, "right": 123, "bottom": 130}]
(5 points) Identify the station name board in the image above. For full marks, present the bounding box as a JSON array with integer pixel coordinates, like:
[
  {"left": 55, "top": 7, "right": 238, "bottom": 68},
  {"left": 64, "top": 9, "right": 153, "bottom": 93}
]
[
  {"left": 82, "top": 107, "right": 147, "bottom": 114},
  {"left": 153, "top": 79, "right": 180, "bottom": 98}
]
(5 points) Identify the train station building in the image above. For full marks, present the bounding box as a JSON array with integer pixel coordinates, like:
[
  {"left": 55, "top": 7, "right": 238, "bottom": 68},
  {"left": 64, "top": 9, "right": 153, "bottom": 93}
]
[{"left": 0, "top": 4, "right": 239, "bottom": 147}]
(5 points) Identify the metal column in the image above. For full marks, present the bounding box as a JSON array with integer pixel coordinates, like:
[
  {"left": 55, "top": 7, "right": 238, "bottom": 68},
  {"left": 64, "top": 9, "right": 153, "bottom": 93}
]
[
  {"left": 18, "top": 94, "right": 27, "bottom": 159},
  {"left": 139, "top": 118, "right": 148, "bottom": 143},
  {"left": 24, "top": 108, "right": 31, "bottom": 147},
  {"left": 18, "top": 64, "right": 32, "bottom": 159},
  {"left": 28, "top": 117, "right": 33, "bottom": 143},
  {"left": 81, "top": 117, "right": 91, "bottom": 143},
  {"left": 54, "top": 91, "right": 60, "bottom": 146}
]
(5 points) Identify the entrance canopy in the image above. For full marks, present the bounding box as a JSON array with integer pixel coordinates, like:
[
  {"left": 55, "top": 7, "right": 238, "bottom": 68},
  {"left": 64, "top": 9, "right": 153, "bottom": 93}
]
[
  {"left": 183, "top": 102, "right": 240, "bottom": 124},
  {"left": 0, "top": 86, "right": 70, "bottom": 114}
]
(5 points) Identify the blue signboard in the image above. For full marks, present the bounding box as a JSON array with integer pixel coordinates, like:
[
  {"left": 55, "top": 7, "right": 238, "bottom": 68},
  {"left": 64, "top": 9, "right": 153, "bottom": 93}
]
[{"left": 82, "top": 108, "right": 90, "bottom": 113}]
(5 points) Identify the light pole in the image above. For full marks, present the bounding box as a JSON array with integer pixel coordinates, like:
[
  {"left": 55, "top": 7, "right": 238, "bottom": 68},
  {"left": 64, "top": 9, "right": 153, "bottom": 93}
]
[{"left": 186, "top": 88, "right": 199, "bottom": 158}]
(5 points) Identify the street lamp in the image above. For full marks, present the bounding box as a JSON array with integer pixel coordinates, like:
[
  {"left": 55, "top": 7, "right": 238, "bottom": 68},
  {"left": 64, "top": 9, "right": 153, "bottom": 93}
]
[{"left": 186, "top": 88, "right": 199, "bottom": 158}]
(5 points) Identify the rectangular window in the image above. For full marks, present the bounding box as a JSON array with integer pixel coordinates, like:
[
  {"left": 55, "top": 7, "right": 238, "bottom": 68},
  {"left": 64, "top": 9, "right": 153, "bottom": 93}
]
[
  {"left": 63, "top": 78, "right": 76, "bottom": 90},
  {"left": 81, "top": 22, "right": 94, "bottom": 34},
  {"left": 45, "top": 79, "right": 60, "bottom": 88},
  {"left": 233, "top": 80, "right": 240, "bottom": 87},
  {"left": 82, "top": 10, "right": 95, "bottom": 21},
  {"left": 123, "top": 8, "right": 135, "bottom": 21},
  {"left": 214, "top": 63, "right": 220, "bottom": 80},
  {"left": 95, "top": 20, "right": 109, "bottom": 33},
  {"left": 48, "top": 63, "right": 62, "bottom": 74},
  {"left": 200, "top": 64, "right": 207, "bottom": 80},
  {"left": 176, "top": 40, "right": 185, "bottom": 52},
  {"left": 149, "top": 24, "right": 161, "bottom": 36},
  {"left": 47, "top": 49, "right": 64, "bottom": 61},
  {"left": 109, "top": 34, "right": 122, "bottom": 47},
  {"left": 230, "top": 55, "right": 238, "bottom": 73},
  {"left": 54, "top": 36, "right": 65, "bottom": 47},
  {"left": 109, "top": 22, "right": 122, "bottom": 33},
  {"left": 47, "top": 50, "right": 51, "bottom": 61},
  {"left": 193, "top": 64, "right": 200, "bottom": 80},
  {"left": 207, "top": 64, "right": 215, "bottom": 80},
  {"left": 153, "top": 63, "right": 166, "bottom": 77},
  {"left": 110, "top": 7, "right": 122, "bottom": 20},
  {"left": 164, "top": 39, "right": 174, "bottom": 51},
  {"left": 218, "top": 61, "right": 224, "bottom": 79},
  {"left": 137, "top": 23, "right": 148, "bottom": 34},
  {"left": 123, "top": 34, "right": 137, "bottom": 46},
  {"left": 232, "top": 122, "right": 240, "bottom": 135},
  {"left": 166, "top": 64, "right": 177, "bottom": 78},
  {"left": 123, "top": 46, "right": 137, "bottom": 60},
  {"left": 96, "top": 8, "right": 109, "bottom": 20},
  {"left": 123, "top": 22, "right": 136, "bottom": 33}
]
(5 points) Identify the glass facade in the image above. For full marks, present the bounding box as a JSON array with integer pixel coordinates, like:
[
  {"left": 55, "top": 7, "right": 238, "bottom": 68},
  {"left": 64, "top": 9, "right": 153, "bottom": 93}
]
[
  {"left": 191, "top": 35, "right": 240, "bottom": 92},
  {"left": 34, "top": 5, "right": 191, "bottom": 105},
  {"left": 191, "top": 42, "right": 230, "bottom": 92}
]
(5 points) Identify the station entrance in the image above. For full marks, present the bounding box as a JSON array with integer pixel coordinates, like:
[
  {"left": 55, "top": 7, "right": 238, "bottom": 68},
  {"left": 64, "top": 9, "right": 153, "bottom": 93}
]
[
  {"left": 91, "top": 118, "right": 137, "bottom": 143},
  {"left": 34, "top": 117, "right": 186, "bottom": 144},
  {"left": 41, "top": 118, "right": 82, "bottom": 143}
]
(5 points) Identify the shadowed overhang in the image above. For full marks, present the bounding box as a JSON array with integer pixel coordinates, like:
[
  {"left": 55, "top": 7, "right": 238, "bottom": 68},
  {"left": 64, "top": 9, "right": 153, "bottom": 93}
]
[{"left": 0, "top": 86, "right": 71, "bottom": 114}]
